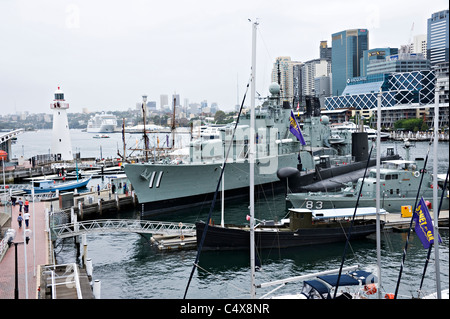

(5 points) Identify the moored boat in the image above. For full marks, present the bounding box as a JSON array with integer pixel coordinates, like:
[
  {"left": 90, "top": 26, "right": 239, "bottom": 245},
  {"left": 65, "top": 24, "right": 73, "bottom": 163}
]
[
  {"left": 123, "top": 87, "right": 399, "bottom": 215},
  {"left": 287, "top": 158, "right": 449, "bottom": 213},
  {"left": 195, "top": 207, "right": 385, "bottom": 250},
  {"left": 267, "top": 267, "right": 379, "bottom": 299},
  {"left": 24, "top": 177, "right": 91, "bottom": 193}
]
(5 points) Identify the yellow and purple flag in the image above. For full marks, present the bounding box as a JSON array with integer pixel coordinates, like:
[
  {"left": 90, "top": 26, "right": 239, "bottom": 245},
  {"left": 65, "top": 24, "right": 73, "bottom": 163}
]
[
  {"left": 413, "top": 197, "right": 441, "bottom": 249},
  {"left": 289, "top": 110, "right": 306, "bottom": 145}
]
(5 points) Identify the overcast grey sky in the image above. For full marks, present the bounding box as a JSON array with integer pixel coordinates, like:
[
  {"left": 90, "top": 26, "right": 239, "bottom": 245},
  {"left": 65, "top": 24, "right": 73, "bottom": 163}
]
[{"left": 0, "top": 0, "right": 447, "bottom": 115}]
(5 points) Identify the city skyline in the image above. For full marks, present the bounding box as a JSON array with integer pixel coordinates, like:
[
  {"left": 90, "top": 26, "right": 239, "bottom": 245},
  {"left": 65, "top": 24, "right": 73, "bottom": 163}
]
[{"left": 0, "top": 0, "right": 448, "bottom": 116}]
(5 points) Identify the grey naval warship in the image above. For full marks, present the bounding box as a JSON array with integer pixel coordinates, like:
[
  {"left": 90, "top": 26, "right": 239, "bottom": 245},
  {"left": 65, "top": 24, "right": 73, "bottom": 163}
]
[{"left": 123, "top": 84, "right": 384, "bottom": 216}]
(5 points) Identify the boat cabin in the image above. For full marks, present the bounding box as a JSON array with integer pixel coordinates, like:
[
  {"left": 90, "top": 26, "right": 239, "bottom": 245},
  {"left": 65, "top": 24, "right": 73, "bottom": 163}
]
[
  {"left": 289, "top": 208, "right": 314, "bottom": 230},
  {"left": 359, "top": 159, "right": 432, "bottom": 198},
  {"left": 288, "top": 207, "right": 385, "bottom": 231},
  {"left": 32, "top": 180, "right": 55, "bottom": 190},
  {"left": 300, "top": 270, "right": 376, "bottom": 299}
]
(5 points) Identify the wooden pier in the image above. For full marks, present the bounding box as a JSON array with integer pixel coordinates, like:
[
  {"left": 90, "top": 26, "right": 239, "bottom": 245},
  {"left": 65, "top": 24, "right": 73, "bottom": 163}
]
[{"left": 38, "top": 263, "right": 95, "bottom": 299}]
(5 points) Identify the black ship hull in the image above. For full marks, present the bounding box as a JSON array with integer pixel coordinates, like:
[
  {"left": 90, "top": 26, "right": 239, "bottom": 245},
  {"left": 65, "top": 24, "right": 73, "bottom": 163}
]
[{"left": 195, "top": 220, "right": 380, "bottom": 251}]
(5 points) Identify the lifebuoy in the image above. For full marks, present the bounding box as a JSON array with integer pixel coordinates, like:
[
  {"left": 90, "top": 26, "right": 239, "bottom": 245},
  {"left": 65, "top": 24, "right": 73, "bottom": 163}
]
[
  {"left": 413, "top": 171, "right": 420, "bottom": 178},
  {"left": 364, "top": 284, "right": 377, "bottom": 295}
]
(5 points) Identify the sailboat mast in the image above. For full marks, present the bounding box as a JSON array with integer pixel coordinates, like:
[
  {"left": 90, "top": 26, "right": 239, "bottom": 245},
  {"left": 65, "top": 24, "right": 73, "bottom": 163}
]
[
  {"left": 142, "top": 95, "right": 149, "bottom": 162},
  {"left": 122, "top": 118, "right": 126, "bottom": 162},
  {"left": 249, "top": 19, "right": 258, "bottom": 299},
  {"left": 172, "top": 95, "right": 176, "bottom": 149},
  {"left": 376, "top": 92, "right": 382, "bottom": 299},
  {"left": 433, "top": 89, "right": 441, "bottom": 298}
]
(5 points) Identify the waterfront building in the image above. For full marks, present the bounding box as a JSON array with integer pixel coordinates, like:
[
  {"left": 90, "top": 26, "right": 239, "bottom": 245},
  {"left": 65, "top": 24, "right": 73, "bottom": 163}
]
[
  {"left": 50, "top": 87, "right": 73, "bottom": 161},
  {"left": 366, "top": 52, "right": 430, "bottom": 76},
  {"left": 434, "top": 62, "right": 449, "bottom": 104},
  {"left": 360, "top": 48, "right": 399, "bottom": 77},
  {"left": 325, "top": 70, "right": 435, "bottom": 110},
  {"left": 427, "top": 9, "right": 449, "bottom": 65},
  {"left": 324, "top": 68, "right": 449, "bottom": 128},
  {"left": 374, "top": 103, "right": 449, "bottom": 129},
  {"left": 331, "top": 29, "right": 369, "bottom": 96}
]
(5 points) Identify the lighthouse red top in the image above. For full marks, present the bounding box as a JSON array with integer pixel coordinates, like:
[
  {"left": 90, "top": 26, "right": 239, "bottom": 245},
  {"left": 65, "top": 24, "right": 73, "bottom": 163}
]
[{"left": 50, "top": 86, "right": 69, "bottom": 109}]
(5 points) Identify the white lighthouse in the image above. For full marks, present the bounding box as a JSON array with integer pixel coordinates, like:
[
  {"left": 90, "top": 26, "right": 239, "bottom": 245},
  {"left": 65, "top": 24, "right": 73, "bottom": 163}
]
[{"left": 50, "top": 86, "right": 73, "bottom": 161}]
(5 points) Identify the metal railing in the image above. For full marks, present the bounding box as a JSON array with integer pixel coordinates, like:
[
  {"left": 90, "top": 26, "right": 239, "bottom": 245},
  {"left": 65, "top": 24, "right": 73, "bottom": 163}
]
[{"left": 51, "top": 219, "right": 196, "bottom": 239}]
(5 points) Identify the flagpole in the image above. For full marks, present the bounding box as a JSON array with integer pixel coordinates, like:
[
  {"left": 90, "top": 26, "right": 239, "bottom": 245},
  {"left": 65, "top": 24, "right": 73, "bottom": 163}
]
[{"left": 432, "top": 89, "right": 441, "bottom": 299}]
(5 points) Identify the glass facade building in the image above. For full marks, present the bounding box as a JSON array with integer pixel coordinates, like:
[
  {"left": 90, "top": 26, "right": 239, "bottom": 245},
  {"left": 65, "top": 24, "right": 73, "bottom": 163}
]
[
  {"left": 324, "top": 70, "right": 436, "bottom": 110},
  {"left": 366, "top": 53, "right": 430, "bottom": 75},
  {"left": 331, "top": 29, "right": 369, "bottom": 96},
  {"left": 427, "top": 9, "right": 449, "bottom": 65},
  {"left": 360, "top": 48, "right": 398, "bottom": 76}
]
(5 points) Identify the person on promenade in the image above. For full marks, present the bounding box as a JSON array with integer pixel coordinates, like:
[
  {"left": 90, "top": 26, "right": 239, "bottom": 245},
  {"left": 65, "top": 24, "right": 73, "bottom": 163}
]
[
  {"left": 17, "top": 213, "right": 23, "bottom": 229},
  {"left": 24, "top": 211, "right": 30, "bottom": 228},
  {"left": 18, "top": 198, "right": 23, "bottom": 212},
  {"left": 24, "top": 200, "right": 29, "bottom": 213}
]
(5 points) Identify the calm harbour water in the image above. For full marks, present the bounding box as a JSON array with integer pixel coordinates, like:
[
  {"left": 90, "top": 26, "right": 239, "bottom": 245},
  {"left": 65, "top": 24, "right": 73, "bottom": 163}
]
[{"left": 12, "top": 129, "right": 450, "bottom": 299}]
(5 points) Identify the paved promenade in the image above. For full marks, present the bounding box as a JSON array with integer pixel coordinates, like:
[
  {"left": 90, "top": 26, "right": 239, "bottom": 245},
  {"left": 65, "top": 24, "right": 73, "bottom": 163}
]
[{"left": 0, "top": 201, "right": 49, "bottom": 299}]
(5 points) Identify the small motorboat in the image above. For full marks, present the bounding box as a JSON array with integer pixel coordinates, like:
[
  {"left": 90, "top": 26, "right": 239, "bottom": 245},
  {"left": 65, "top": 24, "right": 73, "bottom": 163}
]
[{"left": 24, "top": 177, "right": 91, "bottom": 193}]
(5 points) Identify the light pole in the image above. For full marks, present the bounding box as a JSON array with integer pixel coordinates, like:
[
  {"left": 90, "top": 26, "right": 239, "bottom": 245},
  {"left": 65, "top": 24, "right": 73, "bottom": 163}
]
[
  {"left": 0, "top": 150, "right": 7, "bottom": 210},
  {"left": 6, "top": 228, "right": 32, "bottom": 299}
]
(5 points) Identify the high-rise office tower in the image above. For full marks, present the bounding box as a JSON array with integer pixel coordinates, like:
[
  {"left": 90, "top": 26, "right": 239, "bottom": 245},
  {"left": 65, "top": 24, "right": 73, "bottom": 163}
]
[
  {"left": 160, "top": 94, "right": 168, "bottom": 109},
  {"left": 320, "top": 41, "right": 332, "bottom": 61},
  {"left": 331, "top": 29, "right": 369, "bottom": 96},
  {"left": 427, "top": 9, "right": 449, "bottom": 65},
  {"left": 411, "top": 34, "right": 427, "bottom": 58},
  {"left": 270, "top": 56, "right": 303, "bottom": 102}
]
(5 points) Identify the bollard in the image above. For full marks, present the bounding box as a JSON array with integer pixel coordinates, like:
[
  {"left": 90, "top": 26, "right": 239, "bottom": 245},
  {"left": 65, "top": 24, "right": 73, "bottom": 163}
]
[
  {"left": 86, "top": 258, "right": 93, "bottom": 278},
  {"left": 78, "top": 201, "right": 83, "bottom": 220},
  {"left": 75, "top": 235, "right": 81, "bottom": 258},
  {"left": 93, "top": 280, "right": 101, "bottom": 299},
  {"left": 82, "top": 233, "right": 87, "bottom": 266}
]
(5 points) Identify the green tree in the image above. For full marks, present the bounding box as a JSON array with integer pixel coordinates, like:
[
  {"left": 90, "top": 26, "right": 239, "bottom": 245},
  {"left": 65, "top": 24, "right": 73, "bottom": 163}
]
[
  {"left": 394, "top": 118, "right": 424, "bottom": 131},
  {"left": 214, "top": 110, "right": 226, "bottom": 123}
]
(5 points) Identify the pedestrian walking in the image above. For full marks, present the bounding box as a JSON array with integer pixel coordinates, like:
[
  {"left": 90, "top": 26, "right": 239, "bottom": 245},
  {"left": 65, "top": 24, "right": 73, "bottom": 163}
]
[
  {"left": 24, "top": 200, "right": 29, "bottom": 213},
  {"left": 18, "top": 198, "right": 23, "bottom": 212},
  {"left": 24, "top": 211, "right": 30, "bottom": 228},
  {"left": 112, "top": 183, "right": 116, "bottom": 194},
  {"left": 17, "top": 213, "right": 23, "bottom": 229},
  {"left": 11, "top": 196, "right": 16, "bottom": 207},
  {"left": 97, "top": 184, "right": 100, "bottom": 195}
]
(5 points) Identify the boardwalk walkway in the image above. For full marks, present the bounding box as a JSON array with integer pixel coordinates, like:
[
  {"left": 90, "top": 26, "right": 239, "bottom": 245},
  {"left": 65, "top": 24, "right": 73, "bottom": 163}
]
[{"left": 0, "top": 201, "right": 49, "bottom": 299}]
